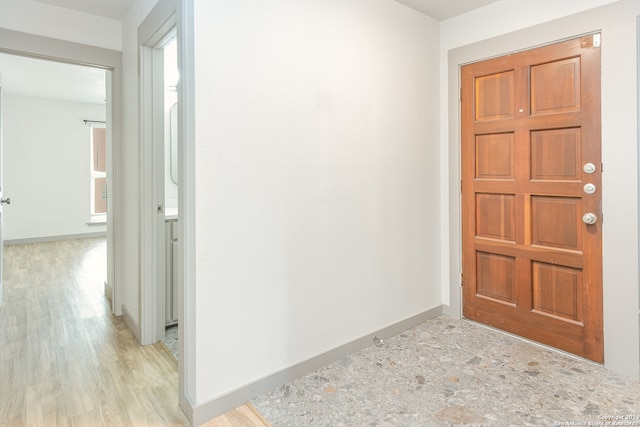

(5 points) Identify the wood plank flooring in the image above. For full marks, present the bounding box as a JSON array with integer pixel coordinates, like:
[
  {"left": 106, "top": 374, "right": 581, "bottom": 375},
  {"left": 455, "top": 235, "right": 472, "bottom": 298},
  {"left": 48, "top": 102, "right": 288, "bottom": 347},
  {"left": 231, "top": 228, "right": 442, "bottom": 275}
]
[{"left": 0, "top": 238, "right": 269, "bottom": 427}]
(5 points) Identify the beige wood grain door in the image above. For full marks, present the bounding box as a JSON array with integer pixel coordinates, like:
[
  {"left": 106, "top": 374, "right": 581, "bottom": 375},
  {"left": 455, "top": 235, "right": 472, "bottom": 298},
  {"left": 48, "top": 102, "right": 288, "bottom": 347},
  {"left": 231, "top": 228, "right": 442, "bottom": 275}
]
[{"left": 461, "top": 35, "right": 603, "bottom": 362}]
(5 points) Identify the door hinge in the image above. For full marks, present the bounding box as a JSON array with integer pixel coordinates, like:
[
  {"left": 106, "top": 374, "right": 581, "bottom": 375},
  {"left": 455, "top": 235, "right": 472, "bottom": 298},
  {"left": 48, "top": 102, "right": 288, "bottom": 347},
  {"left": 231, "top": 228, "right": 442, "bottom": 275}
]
[
  {"left": 460, "top": 273, "right": 464, "bottom": 287},
  {"left": 593, "top": 34, "right": 601, "bottom": 48}
]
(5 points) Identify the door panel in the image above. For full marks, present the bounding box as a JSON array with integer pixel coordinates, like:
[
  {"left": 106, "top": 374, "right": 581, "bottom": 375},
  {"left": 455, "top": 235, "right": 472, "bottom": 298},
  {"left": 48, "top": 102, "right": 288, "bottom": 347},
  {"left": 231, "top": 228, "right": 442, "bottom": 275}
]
[
  {"left": 475, "top": 133, "right": 515, "bottom": 179},
  {"left": 531, "top": 57, "right": 581, "bottom": 115},
  {"left": 531, "top": 128, "right": 581, "bottom": 181},
  {"left": 475, "top": 193, "right": 516, "bottom": 241},
  {"left": 461, "top": 35, "right": 603, "bottom": 362},
  {"left": 532, "top": 262, "right": 583, "bottom": 323}
]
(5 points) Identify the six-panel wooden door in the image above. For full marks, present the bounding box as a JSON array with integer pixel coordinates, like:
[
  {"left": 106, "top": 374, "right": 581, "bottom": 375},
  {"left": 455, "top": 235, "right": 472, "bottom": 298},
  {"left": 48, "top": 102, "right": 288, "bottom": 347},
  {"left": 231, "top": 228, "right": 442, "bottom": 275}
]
[{"left": 461, "top": 35, "right": 603, "bottom": 362}]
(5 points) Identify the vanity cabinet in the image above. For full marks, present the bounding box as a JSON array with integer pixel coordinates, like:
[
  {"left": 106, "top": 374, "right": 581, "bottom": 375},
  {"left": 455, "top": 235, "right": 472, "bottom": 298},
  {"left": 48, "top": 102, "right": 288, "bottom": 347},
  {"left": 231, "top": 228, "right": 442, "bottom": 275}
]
[{"left": 165, "top": 219, "right": 179, "bottom": 325}]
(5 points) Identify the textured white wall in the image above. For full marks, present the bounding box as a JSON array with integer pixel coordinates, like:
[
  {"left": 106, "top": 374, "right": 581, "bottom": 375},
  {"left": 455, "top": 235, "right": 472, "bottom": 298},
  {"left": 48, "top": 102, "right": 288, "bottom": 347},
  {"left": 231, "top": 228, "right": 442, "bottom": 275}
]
[
  {"left": 441, "top": 0, "right": 619, "bottom": 50},
  {"left": 191, "top": 0, "right": 441, "bottom": 403},
  {"left": 3, "top": 95, "right": 106, "bottom": 241},
  {"left": 0, "top": 0, "right": 122, "bottom": 51}
]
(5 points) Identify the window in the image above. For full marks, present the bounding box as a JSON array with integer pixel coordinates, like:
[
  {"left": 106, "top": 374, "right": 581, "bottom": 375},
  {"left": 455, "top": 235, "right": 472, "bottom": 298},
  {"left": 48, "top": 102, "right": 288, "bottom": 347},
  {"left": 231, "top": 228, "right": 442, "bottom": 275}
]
[{"left": 90, "top": 125, "right": 107, "bottom": 217}]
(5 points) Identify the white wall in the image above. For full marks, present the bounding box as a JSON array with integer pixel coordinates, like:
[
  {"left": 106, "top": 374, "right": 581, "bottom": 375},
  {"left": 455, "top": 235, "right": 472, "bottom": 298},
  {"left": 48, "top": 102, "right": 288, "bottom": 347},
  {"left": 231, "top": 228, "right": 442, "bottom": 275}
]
[
  {"left": 164, "top": 38, "right": 178, "bottom": 212},
  {"left": 164, "top": 89, "right": 178, "bottom": 212},
  {"left": 441, "top": 0, "right": 619, "bottom": 50},
  {"left": 190, "top": 0, "right": 441, "bottom": 410},
  {"left": 0, "top": 0, "right": 122, "bottom": 51},
  {"left": 441, "top": 0, "right": 640, "bottom": 379},
  {"left": 3, "top": 95, "right": 106, "bottom": 241}
]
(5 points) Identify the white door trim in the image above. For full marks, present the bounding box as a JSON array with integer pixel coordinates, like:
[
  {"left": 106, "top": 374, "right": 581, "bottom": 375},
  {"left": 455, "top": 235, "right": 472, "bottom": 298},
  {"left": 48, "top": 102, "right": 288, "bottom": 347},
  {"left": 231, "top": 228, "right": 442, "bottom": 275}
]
[
  {"left": 177, "top": 0, "right": 196, "bottom": 416},
  {"left": 138, "top": 0, "right": 178, "bottom": 346},
  {"left": 138, "top": 0, "right": 194, "bottom": 418},
  {"left": 0, "top": 29, "right": 122, "bottom": 316}
]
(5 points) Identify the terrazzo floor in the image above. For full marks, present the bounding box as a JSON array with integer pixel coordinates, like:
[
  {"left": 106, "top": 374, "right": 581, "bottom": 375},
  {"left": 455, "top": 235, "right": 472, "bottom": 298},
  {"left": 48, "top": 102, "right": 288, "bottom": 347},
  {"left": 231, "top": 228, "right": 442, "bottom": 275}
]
[
  {"left": 251, "top": 316, "right": 640, "bottom": 427},
  {"left": 163, "top": 324, "right": 179, "bottom": 360}
]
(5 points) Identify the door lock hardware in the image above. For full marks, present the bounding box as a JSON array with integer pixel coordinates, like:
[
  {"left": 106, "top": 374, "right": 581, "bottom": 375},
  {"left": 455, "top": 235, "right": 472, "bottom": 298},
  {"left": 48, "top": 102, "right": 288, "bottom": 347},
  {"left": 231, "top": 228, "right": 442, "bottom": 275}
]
[
  {"left": 583, "top": 183, "right": 596, "bottom": 194},
  {"left": 582, "top": 213, "right": 598, "bottom": 225},
  {"left": 583, "top": 163, "right": 597, "bottom": 174}
]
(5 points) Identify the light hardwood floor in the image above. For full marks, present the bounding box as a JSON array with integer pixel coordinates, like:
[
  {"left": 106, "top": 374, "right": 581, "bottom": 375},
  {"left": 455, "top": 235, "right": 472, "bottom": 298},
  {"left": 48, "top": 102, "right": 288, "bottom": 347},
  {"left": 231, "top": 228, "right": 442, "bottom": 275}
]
[{"left": 0, "top": 238, "right": 269, "bottom": 427}]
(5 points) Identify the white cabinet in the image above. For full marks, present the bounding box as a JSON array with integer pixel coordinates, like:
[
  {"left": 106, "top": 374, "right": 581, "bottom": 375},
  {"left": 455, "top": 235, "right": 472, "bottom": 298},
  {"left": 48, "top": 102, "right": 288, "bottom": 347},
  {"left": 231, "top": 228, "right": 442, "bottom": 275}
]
[{"left": 165, "top": 219, "right": 179, "bottom": 325}]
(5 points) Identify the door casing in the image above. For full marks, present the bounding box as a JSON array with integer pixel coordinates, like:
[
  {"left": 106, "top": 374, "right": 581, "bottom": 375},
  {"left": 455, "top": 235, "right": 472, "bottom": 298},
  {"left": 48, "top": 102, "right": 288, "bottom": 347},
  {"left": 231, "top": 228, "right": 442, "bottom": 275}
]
[
  {"left": 138, "top": 0, "right": 179, "bottom": 346},
  {"left": 0, "top": 29, "right": 121, "bottom": 316},
  {"left": 445, "top": 0, "right": 640, "bottom": 380}
]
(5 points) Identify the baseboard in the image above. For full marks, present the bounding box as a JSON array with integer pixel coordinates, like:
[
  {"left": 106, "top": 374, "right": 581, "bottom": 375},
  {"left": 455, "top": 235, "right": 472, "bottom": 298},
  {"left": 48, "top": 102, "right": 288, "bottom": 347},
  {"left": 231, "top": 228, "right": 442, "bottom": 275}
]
[
  {"left": 442, "top": 303, "right": 460, "bottom": 319},
  {"left": 121, "top": 304, "right": 141, "bottom": 343},
  {"left": 189, "top": 305, "right": 443, "bottom": 426},
  {"left": 4, "top": 231, "right": 107, "bottom": 246},
  {"left": 104, "top": 281, "right": 112, "bottom": 303}
]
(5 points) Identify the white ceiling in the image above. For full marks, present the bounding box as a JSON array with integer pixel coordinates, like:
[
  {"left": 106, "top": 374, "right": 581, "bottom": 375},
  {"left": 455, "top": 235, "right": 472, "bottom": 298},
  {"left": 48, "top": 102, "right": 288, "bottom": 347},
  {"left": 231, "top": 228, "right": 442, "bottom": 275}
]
[
  {"left": 0, "top": 53, "right": 106, "bottom": 105},
  {"left": 0, "top": 1, "right": 499, "bottom": 104},
  {"left": 32, "top": 0, "right": 135, "bottom": 20},
  {"left": 32, "top": 0, "right": 500, "bottom": 22},
  {"left": 394, "top": 0, "right": 501, "bottom": 20}
]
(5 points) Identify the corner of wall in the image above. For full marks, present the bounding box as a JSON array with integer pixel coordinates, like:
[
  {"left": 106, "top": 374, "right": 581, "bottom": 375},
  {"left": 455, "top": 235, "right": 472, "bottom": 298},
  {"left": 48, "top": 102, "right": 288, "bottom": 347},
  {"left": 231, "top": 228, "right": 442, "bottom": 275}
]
[
  {"left": 121, "top": 303, "right": 141, "bottom": 343},
  {"left": 189, "top": 306, "right": 444, "bottom": 425}
]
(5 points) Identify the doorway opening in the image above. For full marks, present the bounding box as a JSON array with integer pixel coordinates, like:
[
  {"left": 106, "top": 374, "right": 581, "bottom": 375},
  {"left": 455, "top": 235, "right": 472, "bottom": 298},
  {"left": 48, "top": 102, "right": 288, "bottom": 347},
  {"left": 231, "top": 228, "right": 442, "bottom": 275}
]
[
  {"left": 137, "top": 7, "right": 181, "bottom": 353},
  {"left": 0, "top": 51, "right": 113, "bottom": 309},
  {"left": 161, "top": 35, "right": 180, "bottom": 359}
]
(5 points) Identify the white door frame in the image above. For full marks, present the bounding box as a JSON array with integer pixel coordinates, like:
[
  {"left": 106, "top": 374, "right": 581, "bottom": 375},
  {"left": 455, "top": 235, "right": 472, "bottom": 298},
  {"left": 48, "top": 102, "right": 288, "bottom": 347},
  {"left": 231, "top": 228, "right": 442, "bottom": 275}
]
[
  {"left": 139, "top": 0, "right": 194, "bottom": 416},
  {"left": 138, "top": 0, "right": 195, "bottom": 417},
  {"left": 0, "top": 28, "right": 122, "bottom": 315},
  {"left": 138, "top": 1, "right": 178, "bottom": 346}
]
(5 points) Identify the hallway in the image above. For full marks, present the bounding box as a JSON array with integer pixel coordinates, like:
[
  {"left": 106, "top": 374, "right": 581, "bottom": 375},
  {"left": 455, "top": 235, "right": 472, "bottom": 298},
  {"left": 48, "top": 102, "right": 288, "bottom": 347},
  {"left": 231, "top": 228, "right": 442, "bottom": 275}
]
[
  {"left": 0, "top": 238, "right": 190, "bottom": 425},
  {"left": 0, "top": 238, "right": 270, "bottom": 426},
  {"left": 2, "top": 238, "right": 639, "bottom": 426}
]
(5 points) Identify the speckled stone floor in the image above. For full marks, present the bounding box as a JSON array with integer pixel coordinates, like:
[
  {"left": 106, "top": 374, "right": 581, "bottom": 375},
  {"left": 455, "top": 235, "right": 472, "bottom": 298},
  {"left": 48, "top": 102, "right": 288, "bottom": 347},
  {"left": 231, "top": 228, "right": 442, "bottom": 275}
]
[
  {"left": 251, "top": 316, "right": 640, "bottom": 426},
  {"left": 163, "top": 324, "right": 179, "bottom": 360}
]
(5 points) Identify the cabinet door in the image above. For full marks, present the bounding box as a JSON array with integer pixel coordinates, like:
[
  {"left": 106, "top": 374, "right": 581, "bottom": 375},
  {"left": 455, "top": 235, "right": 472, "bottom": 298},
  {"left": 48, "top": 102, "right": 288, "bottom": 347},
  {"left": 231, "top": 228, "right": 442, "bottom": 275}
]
[
  {"left": 172, "top": 239, "right": 179, "bottom": 322},
  {"left": 165, "top": 222, "right": 174, "bottom": 324}
]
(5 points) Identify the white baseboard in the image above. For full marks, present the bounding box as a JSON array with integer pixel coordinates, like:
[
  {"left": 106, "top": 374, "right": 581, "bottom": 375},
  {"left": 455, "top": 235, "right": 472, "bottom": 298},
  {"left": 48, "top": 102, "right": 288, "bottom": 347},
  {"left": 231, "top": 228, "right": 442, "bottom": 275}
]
[
  {"left": 104, "top": 281, "right": 112, "bottom": 303},
  {"left": 188, "top": 305, "right": 443, "bottom": 426},
  {"left": 121, "top": 304, "right": 141, "bottom": 343},
  {"left": 4, "top": 231, "right": 107, "bottom": 246}
]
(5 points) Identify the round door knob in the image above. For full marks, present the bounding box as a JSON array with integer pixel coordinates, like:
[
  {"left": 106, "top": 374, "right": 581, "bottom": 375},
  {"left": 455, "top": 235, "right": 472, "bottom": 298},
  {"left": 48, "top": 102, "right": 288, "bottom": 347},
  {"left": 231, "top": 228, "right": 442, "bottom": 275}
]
[
  {"left": 0, "top": 197, "right": 10, "bottom": 205},
  {"left": 583, "top": 183, "right": 596, "bottom": 194},
  {"left": 583, "top": 163, "right": 597, "bottom": 174},
  {"left": 582, "top": 213, "right": 598, "bottom": 225}
]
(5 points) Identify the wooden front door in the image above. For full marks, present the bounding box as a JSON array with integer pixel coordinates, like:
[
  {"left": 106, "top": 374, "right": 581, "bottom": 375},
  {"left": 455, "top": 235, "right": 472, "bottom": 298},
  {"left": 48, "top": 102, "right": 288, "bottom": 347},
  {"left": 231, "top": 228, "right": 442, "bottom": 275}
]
[{"left": 461, "top": 35, "right": 603, "bottom": 362}]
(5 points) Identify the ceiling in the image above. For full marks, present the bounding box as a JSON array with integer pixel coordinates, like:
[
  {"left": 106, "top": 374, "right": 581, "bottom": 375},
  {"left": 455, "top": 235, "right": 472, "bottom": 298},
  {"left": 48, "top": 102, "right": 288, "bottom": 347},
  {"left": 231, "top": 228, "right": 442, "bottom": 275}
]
[
  {"left": 0, "top": 52, "right": 106, "bottom": 105},
  {"left": 32, "top": 0, "right": 135, "bottom": 20},
  {"left": 0, "top": 0, "right": 499, "bottom": 104},
  {"left": 394, "top": 0, "right": 501, "bottom": 20},
  {"left": 31, "top": 0, "right": 500, "bottom": 22}
]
